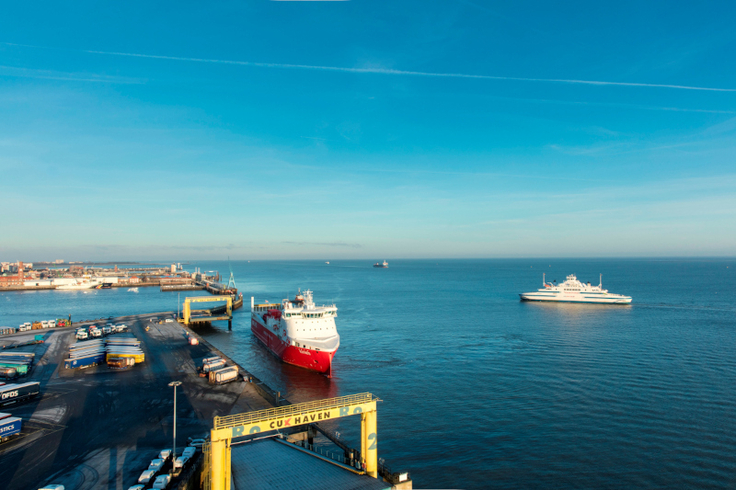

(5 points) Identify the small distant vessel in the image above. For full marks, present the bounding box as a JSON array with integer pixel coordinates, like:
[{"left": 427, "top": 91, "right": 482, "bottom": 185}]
[
  {"left": 373, "top": 260, "right": 388, "bottom": 268},
  {"left": 57, "top": 279, "right": 100, "bottom": 290},
  {"left": 94, "top": 283, "right": 113, "bottom": 289},
  {"left": 520, "top": 274, "right": 631, "bottom": 304},
  {"left": 128, "top": 287, "right": 139, "bottom": 293},
  {"left": 325, "top": 261, "right": 330, "bottom": 265},
  {"left": 251, "top": 289, "right": 339, "bottom": 376}
]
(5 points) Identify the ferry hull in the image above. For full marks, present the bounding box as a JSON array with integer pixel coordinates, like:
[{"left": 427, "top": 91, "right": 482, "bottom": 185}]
[
  {"left": 251, "top": 319, "right": 335, "bottom": 375},
  {"left": 519, "top": 294, "right": 632, "bottom": 304}
]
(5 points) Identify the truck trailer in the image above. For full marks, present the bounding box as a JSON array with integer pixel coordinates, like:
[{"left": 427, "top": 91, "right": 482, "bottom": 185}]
[
  {"left": 64, "top": 353, "right": 106, "bottom": 369},
  {"left": 0, "top": 382, "right": 40, "bottom": 407},
  {"left": 0, "top": 415, "right": 22, "bottom": 441}
]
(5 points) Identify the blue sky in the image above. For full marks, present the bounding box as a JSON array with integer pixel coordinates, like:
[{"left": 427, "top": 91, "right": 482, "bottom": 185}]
[{"left": 1, "top": 1, "right": 735, "bottom": 260}]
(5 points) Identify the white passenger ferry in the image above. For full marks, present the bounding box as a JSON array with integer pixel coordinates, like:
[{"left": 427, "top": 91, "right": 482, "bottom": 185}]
[{"left": 520, "top": 273, "right": 632, "bottom": 304}]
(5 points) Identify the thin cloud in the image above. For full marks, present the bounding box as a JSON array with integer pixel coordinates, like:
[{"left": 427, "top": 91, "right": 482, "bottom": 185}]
[
  {"left": 3, "top": 42, "right": 735, "bottom": 93},
  {"left": 0, "top": 64, "right": 144, "bottom": 84}
]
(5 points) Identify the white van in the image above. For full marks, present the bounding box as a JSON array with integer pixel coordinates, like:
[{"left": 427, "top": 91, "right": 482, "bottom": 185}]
[{"left": 48, "top": 320, "right": 56, "bottom": 328}]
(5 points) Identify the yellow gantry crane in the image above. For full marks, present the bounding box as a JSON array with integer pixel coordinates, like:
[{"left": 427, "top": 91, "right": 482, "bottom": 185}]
[
  {"left": 182, "top": 295, "right": 233, "bottom": 325},
  {"left": 206, "top": 393, "right": 379, "bottom": 490}
]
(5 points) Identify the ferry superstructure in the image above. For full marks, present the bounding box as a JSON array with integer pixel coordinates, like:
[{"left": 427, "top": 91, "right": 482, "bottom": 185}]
[
  {"left": 251, "top": 289, "right": 339, "bottom": 376},
  {"left": 520, "top": 274, "right": 632, "bottom": 304},
  {"left": 56, "top": 279, "right": 101, "bottom": 290}
]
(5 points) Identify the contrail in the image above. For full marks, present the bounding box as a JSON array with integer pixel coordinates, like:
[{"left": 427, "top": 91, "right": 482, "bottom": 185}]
[{"left": 3, "top": 41, "right": 736, "bottom": 92}]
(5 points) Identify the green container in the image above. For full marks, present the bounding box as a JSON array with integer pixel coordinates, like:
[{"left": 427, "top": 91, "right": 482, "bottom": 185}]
[
  {"left": 0, "top": 362, "right": 29, "bottom": 375},
  {"left": 34, "top": 335, "right": 44, "bottom": 342}
]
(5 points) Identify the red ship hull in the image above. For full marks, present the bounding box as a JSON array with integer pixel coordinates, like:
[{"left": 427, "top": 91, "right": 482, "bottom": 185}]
[{"left": 251, "top": 318, "right": 335, "bottom": 375}]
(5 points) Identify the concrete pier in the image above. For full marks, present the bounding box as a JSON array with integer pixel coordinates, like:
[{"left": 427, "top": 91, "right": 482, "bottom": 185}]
[{"left": 0, "top": 313, "right": 274, "bottom": 490}]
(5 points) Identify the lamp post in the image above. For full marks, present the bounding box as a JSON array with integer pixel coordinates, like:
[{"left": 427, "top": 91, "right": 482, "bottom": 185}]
[
  {"left": 169, "top": 380, "right": 182, "bottom": 472},
  {"left": 178, "top": 292, "right": 180, "bottom": 320}
]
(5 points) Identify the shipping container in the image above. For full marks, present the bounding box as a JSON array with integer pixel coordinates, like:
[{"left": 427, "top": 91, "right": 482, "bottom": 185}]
[
  {"left": 105, "top": 352, "right": 145, "bottom": 364},
  {"left": 209, "top": 366, "right": 238, "bottom": 385},
  {"left": 0, "top": 382, "right": 40, "bottom": 406},
  {"left": 0, "top": 362, "right": 29, "bottom": 375},
  {"left": 202, "top": 359, "right": 226, "bottom": 373},
  {"left": 0, "top": 416, "right": 22, "bottom": 441},
  {"left": 107, "top": 357, "right": 135, "bottom": 370},
  {"left": 0, "top": 352, "right": 34, "bottom": 360},
  {"left": 64, "top": 353, "right": 106, "bottom": 369},
  {"left": 202, "top": 356, "right": 223, "bottom": 364}
]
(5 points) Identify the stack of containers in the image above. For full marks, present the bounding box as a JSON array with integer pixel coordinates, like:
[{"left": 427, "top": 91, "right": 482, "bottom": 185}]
[
  {"left": 0, "top": 352, "right": 34, "bottom": 376},
  {"left": 65, "top": 340, "right": 106, "bottom": 369},
  {"left": 106, "top": 336, "right": 145, "bottom": 364}
]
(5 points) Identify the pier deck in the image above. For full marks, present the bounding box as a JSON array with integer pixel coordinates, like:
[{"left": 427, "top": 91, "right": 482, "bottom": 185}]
[{"left": 0, "top": 313, "right": 273, "bottom": 490}]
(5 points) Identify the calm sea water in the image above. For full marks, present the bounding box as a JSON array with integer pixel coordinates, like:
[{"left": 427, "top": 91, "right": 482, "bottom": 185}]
[{"left": 2, "top": 259, "right": 736, "bottom": 489}]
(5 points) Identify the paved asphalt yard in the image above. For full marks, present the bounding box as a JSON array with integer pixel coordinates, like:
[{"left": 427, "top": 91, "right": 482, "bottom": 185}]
[{"left": 0, "top": 313, "right": 273, "bottom": 490}]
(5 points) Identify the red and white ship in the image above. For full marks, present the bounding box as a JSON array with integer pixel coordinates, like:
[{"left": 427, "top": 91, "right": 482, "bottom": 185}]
[{"left": 251, "top": 289, "right": 340, "bottom": 376}]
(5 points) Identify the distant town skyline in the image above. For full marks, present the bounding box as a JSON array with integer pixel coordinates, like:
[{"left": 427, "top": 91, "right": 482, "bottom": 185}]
[{"left": 1, "top": 1, "right": 735, "bottom": 260}]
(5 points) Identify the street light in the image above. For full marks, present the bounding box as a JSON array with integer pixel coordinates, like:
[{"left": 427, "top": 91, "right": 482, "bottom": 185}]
[{"left": 169, "top": 380, "right": 182, "bottom": 472}]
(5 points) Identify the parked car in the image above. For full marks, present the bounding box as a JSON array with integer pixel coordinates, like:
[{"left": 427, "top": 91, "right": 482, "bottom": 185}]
[
  {"left": 164, "top": 319, "right": 174, "bottom": 323},
  {"left": 159, "top": 449, "right": 172, "bottom": 461},
  {"left": 103, "top": 326, "right": 112, "bottom": 335},
  {"left": 188, "top": 438, "right": 206, "bottom": 448},
  {"left": 127, "top": 485, "right": 145, "bottom": 490},
  {"left": 48, "top": 320, "right": 56, "bottom": 328},
  {"left": 182, "top": 446, "right": 197, "bottom": 459},
  {"left": 152, "top": 474, "right": 171, "bottom": 489},
  {"left": 148, "top": 458, "right": 165, "bottom": 472},
  {"left": 173, "top": 455, "right": 189, "bottom": 470},
  {"left": 41, "top": 321, "right": 49, "bottom": 328},
  {"left": 138, "top": 469, "right": 156, "bottom": 484}
]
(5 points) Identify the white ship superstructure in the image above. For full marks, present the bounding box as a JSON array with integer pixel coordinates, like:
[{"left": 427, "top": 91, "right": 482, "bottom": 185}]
[
  {"left": 56, "top": 279, "right": 101, "bottom": 290},
  {"left": 520, "top": 274, "right": 632, "bottom": 304}
]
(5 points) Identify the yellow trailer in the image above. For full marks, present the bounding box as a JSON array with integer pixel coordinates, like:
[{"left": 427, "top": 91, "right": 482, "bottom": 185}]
[{"left": 106, "top": 352, "right": 145, "bottom": 364}]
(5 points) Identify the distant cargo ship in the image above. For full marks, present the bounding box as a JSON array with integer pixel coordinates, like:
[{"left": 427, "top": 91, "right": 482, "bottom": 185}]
[
  {"left": 251, "top": 289, "right": 339, "bottom": 376},
  {"left": 520, "top": 274, "right": 632, "bottom": 304},
  {"left": 373, "top": 260, "right": 388, "bottom": 268}
]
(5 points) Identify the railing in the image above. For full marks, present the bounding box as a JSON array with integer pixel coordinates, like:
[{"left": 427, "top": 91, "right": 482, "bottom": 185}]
[
  {"left": 291, "top": 439, "right": 363, "bottom": 470},
  {"left": 201, "top": 441, "right": 211, "bottom": 490},
  {"left": 214, "top": 393, "right": 376, "bottom": 430},
  {"left": 378, "top": 459, "right": 410, "bottom": 484}
]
